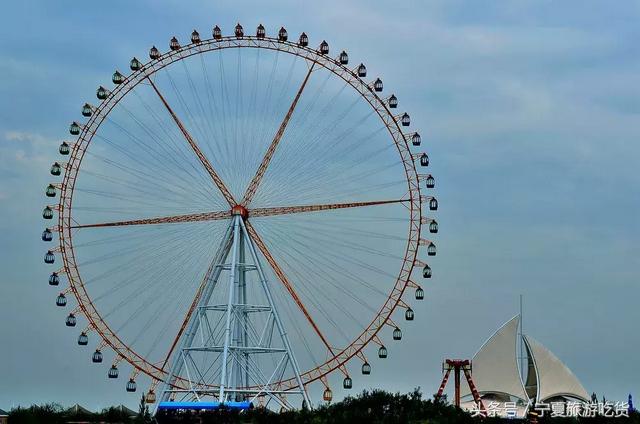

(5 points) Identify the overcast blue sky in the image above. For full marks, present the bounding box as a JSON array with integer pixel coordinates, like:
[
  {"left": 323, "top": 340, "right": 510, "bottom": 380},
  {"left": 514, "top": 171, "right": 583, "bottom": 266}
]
[{"left": 0, "top": 0, "right": 639, "bottom": 411}]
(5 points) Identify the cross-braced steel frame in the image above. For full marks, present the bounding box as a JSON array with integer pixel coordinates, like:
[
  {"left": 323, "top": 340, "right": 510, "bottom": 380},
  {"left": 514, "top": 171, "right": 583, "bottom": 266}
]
[{"left": 158, "top": 214, "right": 310, "bottom": 409}]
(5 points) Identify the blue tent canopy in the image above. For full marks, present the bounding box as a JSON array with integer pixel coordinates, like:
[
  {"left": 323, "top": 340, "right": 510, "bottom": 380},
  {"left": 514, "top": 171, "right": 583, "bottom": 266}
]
[{"left": 157, "top": 401, "right": 252, "bottom": 411}]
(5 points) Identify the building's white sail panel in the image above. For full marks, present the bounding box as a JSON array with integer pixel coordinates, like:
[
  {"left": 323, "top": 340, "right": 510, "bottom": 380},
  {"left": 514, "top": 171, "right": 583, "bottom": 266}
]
[
  {"left": 460, "top": 315, "right": 528, "bottom": 401},
  {"left": 523, "top": 335, "right": 589, "bottom": 402}
]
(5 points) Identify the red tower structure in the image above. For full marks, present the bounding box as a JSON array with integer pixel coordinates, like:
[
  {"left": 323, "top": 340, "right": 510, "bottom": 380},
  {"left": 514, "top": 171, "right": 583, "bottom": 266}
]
[{"left": 435, "top": 359, "right": 485, "bottom": 415}]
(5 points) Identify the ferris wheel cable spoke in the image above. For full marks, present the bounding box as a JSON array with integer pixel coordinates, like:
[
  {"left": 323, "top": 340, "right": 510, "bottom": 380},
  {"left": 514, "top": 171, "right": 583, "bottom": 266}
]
[
  {"left": 249, "top": 198, "right": 408, "bottom": 220},
  {"left": 76, "top": 181, "right": 211, "bottom": 213},
  {"left": 101, "top": 231, "right": 215, "bottom": 338},
  {"left": 274, "top": 216, "right": 411, "bottom": 240},
  {"left": 249, "top": 56, "right": 303, "bottom": 199},
  {"left": 203, "top": 53, "right": 231, "bottom": 152},
  {"left": 160, "top": 241, "right": 229, "bottom": 371},
  {"left": 291, "top": 105, "right": 376, "bottom": 171},
  {"left": 131, "top": 254, "right": 209, "bottom": 356},
  {"left": 281, "top": 220, "right": 405, "bottom": 263},
  {"left": 287, "top": 220, "right": 410, "bottom": 252},
  {"left": 127, "top": 90, "right": 223, "bottom": 202},
  {"left": 73, "top": 228, "right": 158, "bottom": 249},
  {"left": 269, "top": 84, "right": 365, "bottom": 177},
  {"left": 233, "top": 48, "right": 243, "bottom": 189},
  {"left": 80, "top": 234, "right": 184, "bottom": 270},
  {"left": 275, "top": 80, "right": 354, "bottom": 173},
  {"left": 73, "top": 187, "right": 210, "bottom": 214},
  {"left": 278, "top": 283, "right": 318, "bottom": 369},
  {"left": 271, "top": 61, "right": 327, "bottom": 154},
  {"left": 311, "top": 127, "right": 394, "bottom": 178},
  {"left": 179, "top": 59, "right": 228, "bottom": 194},
  {"left": 252, "top": 111, "right": 385, "bottom": 207},
  {"left": 86, "top": 237, "right": 214, "bottom": 310},
  {"left": 216, "top": 52, "right": 233, "bottom": 182},
  {"left": 147, "top": 291, "right": 193, "bottom": 362},
  {"left": 297, "top": 232, "right": 399, "bottom": 283},
  {"left": 266, "top": 139, "right": 402, "bottom": 195},
  {"left": 261, "top": 223, "right": 379, "bottom": 321},
  {"left": 89, "top": 131, "right": 218, "bottom": 209},
  {"left": 244, "top": 220, "right": 337, "bottom": 356},
  {"left": 146, "top": 75, "right": 237, "bottom": 207},
  {"left": 181, "top": 59, "right": 216, "bottom": 150},
  {"left": 229, "top": 51, "right": 247, "bottom": 194},
  {"left": 264, "top": 222, "right": 386, "bottom": 310},
  {"left": 258, "top": 226, "right": 355, "bottom": 344},
  {"left": 164, "top": 68, "right": 210, "bottom": 149},
  {"left": 278, "top": 117, "right": 381, "bottom": 190},
  {"left": 99, "top": 116, "right": 207, "bottom": 193},
  {"left": 163, "top": 66, "right": 237, "bottom": 200},
  {"left": 101, "top": 110, "right": 212, "bottom": 196},
  {"left": 244, "top": 48, "right": 262, "bottom": 182},
  {"left": 289, "top": 179, "right": 408, "bottom": 207},
  {"left": 79, "top": 225, "right": 206, "bottom": 286},
  {"left": 281, "top": 162, "right": 405, "bottom": 205},
  {"left": 241, "top": 62, "right": 316, "bottom": 207},
  {"left": 252, "top": 76, "right": 347, "bottom": 205},
  {"left": 265, "top": 124, "right": 390, "bottom": 198},
  {"left": 86, "top": 224, "right": 214, "bottom": 301},
  {"left": 71, "top": 210, "right": 230, "bottom": 229},
  {"left": 242, "top": 49, "right": 270, "bottom": 188},
  {"left": 253, "top": 50, "right": 282, "bottom": 171},
  {"left": 131, "top": 87, "right": 209, "bottom": 168},
  {"left": 128, "top": 267, "right": 196, "bottom": 351},
  {"left": 73, "top": 187, "right": 193, "bottom": 210},
  {"left": 199, "top": 57, "right": 226, "bottom": 170},
  {"left": 254, "top": 222, "right": 358, "bottom": 342},
  {"left": 265, "top": 159, "right": 406, "bottom": 204},
  {"left": 78, "top": 167, "right": 212, "bottom": 210},
  {"left": 284, "top": 216, "right": 409, "bottom": 241},
  {"left": 105, "top": 258, "right": 204, "bottom": 337},
  {"left": 216, "top": 52, "right": 242, "bottom": 195},
  {"left": 114, "top": 90, "right": 213, "bottom": 191},
  {"left": 284, "top": 214, "right": 408, "bottom": 223},
  {"left": 83, "top": 142, "right": 185, "bottom": 193}
]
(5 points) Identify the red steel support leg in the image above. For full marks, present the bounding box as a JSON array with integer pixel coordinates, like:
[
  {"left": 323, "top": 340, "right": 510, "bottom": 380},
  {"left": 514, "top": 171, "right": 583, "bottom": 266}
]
[
  {"left": 437, "top": 359, "right": 486, "bottom": 415},
  {"left": 463, "top": 368, "right": 487, "bottom": 414},
  {"left": 436, "top": 369, "right": 451, "bottom": 398},
  {"left": 454, "top": 366, "right": 461, "bottom": 407}
]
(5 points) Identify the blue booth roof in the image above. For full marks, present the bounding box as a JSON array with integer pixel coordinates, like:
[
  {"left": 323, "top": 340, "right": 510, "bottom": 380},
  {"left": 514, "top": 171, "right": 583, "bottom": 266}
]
[{"left": 157, "top": 401, "right": 252, "bottom": 411}]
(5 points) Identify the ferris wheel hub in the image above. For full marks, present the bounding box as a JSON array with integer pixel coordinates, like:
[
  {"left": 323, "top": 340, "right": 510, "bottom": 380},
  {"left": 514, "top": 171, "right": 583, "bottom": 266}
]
[{"left": 231, "top": 205, "right": 249, "bottom": 220}]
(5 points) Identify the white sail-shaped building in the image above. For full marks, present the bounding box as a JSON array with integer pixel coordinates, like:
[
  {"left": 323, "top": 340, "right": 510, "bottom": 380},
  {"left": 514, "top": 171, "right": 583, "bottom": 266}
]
[
  {"left": 459, "top": 315, "right": 588, "bottom": 418},
  {"left": 523, "top": 335, "right": 589, "bottom": 403}
]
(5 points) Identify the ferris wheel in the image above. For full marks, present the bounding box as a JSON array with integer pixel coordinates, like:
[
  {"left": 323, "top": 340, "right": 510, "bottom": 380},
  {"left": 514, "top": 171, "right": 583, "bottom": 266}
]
[{"left": 41, "top": 23, "right": 438, "bottom": 410}]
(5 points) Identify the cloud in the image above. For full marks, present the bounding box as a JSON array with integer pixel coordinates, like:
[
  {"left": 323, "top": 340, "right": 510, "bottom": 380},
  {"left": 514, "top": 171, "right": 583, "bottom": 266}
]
[
  {"left": 2, "top": 130, "right": 52, "bottom": 164},
  {"left": 0, "top": 130, "right": 54, "bottom": 202}
]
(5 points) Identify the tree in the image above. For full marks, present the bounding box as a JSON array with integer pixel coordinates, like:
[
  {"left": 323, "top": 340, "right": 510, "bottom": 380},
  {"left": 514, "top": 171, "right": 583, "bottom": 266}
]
[{"left": 136, "top": 394, "right": 152, "bottom": 424}]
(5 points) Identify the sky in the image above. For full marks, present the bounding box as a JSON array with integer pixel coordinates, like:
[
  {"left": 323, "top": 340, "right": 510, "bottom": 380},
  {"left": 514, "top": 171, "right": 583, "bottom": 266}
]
[{"left": 1, "top": 0, "right": 639, "bottom": 412}]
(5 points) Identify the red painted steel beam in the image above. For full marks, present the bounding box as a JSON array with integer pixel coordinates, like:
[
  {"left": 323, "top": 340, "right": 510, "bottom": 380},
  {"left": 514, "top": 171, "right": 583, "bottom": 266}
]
[
  {"left": 437, "top": 359, "right": 486, "bottom": 414},
  {"left": 72, "top": 210, "right": 230, "bottom": 229},
  {"left": 241, "top": 63, "right": 315, "bottom": 206},
  {"left": 436, "top": 368, "right": 452, "bottom": 398},
  {"left": 72, "top": 199, "right": 406, "bottom": 229},
  {"left": 463, "top": 367, "right": 487, "bottom": 415},
  {"left": 244, "top": 220, "right": 335, "bottom": 355},
  {"left": 249, "top": 199, "right": 409, "bottom": 218},
  {"left": 161, "top": 260, "right": 217, "bottom": 371},
  {"left": 147, "top": 76, "right": 237, "bottom": 207},
  {"left": 454, "top": 365, "right": 461, "bottom": 407}
]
